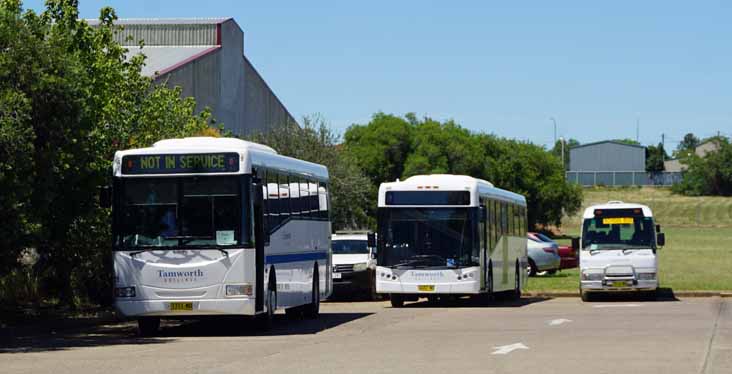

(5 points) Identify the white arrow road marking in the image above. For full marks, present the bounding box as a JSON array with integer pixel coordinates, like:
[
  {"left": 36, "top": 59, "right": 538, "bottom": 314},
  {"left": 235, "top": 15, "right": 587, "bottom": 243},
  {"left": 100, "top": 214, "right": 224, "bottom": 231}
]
[
  {"left": 593, "top": 303, "right": 641, "bottom": 308},
  {"left": 492, "top": 343, "right": 529, "bottom": 355},
  {"left": 548, "top": 318, "right": 572, "bottom": 326}
]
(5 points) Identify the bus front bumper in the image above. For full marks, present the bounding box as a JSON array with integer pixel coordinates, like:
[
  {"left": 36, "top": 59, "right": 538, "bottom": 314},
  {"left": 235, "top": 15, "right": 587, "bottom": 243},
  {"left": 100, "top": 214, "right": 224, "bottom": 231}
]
[
  {"left": 115, "top": 298, "right": 257, "bottom": 317},
  {"left": 580, "top": 279, "right": 658, "bottom": 292},
  {"left": 376, "top": 279, "right": 481, "bottom": 294}
]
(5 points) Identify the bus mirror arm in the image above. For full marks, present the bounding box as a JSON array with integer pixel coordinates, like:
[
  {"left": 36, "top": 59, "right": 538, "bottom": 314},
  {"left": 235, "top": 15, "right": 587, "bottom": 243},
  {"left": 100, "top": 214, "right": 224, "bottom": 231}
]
[
  {"left": 367, "top": 232, "right": 377, "bottom": 249},
  {"left": 98, "top": 185, "right": 111, "bottom": 208}
]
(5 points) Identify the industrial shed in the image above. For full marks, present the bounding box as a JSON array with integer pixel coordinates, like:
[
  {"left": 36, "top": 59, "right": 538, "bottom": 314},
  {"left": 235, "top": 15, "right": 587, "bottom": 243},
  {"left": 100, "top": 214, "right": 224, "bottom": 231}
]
[
  {"left": 89, "top": 18, "right": 296, "bottom": 135},
  {"left": 566, "top": 140, "right": 647, "bottom": 186}
]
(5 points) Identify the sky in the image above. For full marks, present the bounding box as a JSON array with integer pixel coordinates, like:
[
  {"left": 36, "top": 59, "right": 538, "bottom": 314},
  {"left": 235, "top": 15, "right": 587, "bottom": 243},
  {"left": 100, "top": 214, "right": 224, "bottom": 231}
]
[{"left": 22, "top": 0, "right": 732, "bottom": 148}]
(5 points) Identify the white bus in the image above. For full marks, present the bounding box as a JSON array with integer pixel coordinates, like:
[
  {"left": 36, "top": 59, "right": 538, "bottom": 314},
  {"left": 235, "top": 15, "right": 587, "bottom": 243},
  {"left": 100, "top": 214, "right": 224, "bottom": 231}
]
[
  {"left": 374, "top": 175, "right": 528, "bottom": 307},
  {"left": 106, "top": 137, "right": 332, "bottom": 335},
  {"left": 579, "top": 201, "right": 665, "bottom": 301}
]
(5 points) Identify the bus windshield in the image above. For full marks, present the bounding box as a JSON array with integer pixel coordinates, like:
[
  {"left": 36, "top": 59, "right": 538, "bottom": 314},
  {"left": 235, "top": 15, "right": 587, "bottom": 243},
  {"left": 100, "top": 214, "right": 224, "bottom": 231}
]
[
  {"left": 115, "top": 176, "right": 244, "bottom": 249},
  {"left": 581, "top": 213, "right": 655, "bottom": 250},
  {"left": 379, "top": 208, "right": 478, "bottom": 268},
  {"left": 332, "top": 240, "right": 369, "bottom": 254}
]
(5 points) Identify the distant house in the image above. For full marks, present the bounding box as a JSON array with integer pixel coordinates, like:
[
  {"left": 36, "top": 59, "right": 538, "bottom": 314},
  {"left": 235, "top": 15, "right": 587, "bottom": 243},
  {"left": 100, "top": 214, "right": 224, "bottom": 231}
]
[
  {"left": 566, "top": 140, "right": 679, "bottom": 186},
  {"left": 663, "top": 139, "right": 722, "bottom": 172}
]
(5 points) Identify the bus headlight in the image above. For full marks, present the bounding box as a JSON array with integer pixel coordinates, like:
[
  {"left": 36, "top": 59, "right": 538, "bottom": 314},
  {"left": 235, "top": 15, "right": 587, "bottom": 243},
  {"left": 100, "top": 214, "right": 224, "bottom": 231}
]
[
  {"left": 637, "top": 272, "right": 656, "bottom": 281},
  {"left": 115, "top": 286, "right": 136, "bottom": 298},
  {"left": 352, "top": 262, "right": 369, "bottom": 272},
  {"left": 581, "top": 271, "right": 603, "bottom": 281},
  {"left": 226, "top": 284, "right": 253, "bottom": 297}
]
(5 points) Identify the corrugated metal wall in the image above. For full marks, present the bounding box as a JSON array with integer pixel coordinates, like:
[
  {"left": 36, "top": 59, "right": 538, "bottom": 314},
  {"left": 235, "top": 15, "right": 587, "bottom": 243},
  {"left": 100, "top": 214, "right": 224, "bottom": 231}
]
[
  {"left": 114, "top": 24, "right": 217, "bottom": 46},
  {"left": 569, "top": 142, "right": 646, "bottom": 172}
]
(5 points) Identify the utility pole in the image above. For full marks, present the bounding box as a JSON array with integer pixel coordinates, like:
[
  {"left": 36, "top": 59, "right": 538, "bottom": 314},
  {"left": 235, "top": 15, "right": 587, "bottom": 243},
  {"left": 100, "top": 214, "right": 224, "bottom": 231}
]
[
  {"left": 560, "top": 136, "right": 566, "bottom": 170},
  {"left": 550, "top": 117, "right": 557, "bottom": 145},
  {"left": 661, "top": 133, "right": 665, "bottom": 161}
]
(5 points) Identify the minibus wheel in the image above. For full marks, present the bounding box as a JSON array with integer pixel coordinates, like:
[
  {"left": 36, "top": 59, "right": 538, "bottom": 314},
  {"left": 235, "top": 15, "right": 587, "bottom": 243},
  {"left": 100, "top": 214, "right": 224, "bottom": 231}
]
[
  {"left": 512, "top": 263, "right": 522, "bottom": 299},
  {"left": 259, "top": 271, "right": 276, "bottom": 330},
  {"left": 138, "top": 317, "right": 160, "bottom": 337},
  {"left": 390, "top": 294, "right": 404, "bottom": 308}
]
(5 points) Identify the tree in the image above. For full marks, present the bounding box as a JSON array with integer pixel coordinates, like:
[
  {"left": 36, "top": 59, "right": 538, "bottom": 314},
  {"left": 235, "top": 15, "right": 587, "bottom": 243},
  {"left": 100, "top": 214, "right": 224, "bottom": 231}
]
[
  {"left": 611, "top": 138, "right": 641, "bottom": 146},
  {"left": 344, "top": 113, "right": 583, "bottom": 228},
  {"left": 550, "top": 138, "right": 580, "bottom": 170},
  {"left": 676, "top": 133, "right": 700, "bottom": 156},
  {"left": 646, "top": 143, "right": 668, "bottom": 172},
  {"left": 246, "top": 116, "right": 372, "bottom": 230},
  {"left": 0, "top": 0, "right": 213, "bottom": 306},
  {"left": 673, "top": 138, "right": 732, "bottom": 196}
]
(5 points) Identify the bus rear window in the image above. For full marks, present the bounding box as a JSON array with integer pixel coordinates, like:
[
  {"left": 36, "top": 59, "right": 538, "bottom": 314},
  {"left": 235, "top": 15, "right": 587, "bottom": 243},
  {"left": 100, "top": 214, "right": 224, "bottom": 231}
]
[{"left": 385, "top": 191, "right": 470, "bottom": 206}]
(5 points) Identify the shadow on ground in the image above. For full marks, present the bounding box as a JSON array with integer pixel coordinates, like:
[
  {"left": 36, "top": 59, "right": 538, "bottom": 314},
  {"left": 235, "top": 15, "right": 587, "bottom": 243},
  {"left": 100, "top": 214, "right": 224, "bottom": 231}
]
[
  {"left": 401, "top": 294, "right": 551, "bottom": 309},
  {"left": 0, "top": 311, "right": 372, "bottom": 354},
  {"left": 585, "top": 287, "right": 679, "bottom": 302}
]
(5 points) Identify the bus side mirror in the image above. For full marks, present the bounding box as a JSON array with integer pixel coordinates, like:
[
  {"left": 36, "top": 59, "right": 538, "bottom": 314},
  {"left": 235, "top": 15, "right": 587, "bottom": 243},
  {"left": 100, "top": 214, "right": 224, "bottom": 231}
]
[
  {"left": 98, "top": 186, "right": 111, "bottom": 208},
  {"left": 657, "top": 233, "right": 665, "bottom": 247},
  {"left": 571, "top": 237, "right": 580, "bottom": 251},
  {"left": 656, "top": 224, "right": 661, "bottom": 233},
  {"left": 367, "top": 232, "right": 377, "bottom": 248}
]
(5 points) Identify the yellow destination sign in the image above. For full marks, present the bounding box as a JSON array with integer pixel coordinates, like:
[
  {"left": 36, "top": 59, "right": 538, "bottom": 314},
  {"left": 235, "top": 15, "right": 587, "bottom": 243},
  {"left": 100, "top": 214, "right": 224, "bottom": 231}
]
[{"left": 602, "top": 217, "right": 634, "bottom": 225}]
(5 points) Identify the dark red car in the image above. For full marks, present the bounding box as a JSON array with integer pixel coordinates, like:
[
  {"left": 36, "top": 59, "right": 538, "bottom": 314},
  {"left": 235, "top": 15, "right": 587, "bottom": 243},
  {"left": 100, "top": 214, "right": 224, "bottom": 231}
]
[{"left": 528, "top": 232, "right": 578, "bottom": 270}]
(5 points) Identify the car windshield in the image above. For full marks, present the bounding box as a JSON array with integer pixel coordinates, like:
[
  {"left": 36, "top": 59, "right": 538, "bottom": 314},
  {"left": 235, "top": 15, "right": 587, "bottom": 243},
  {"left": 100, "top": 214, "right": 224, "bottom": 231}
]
[
  {"left": 582, "top": 213, "right": 655, "bottom": 250},
  {"left": 332, "top": 240, "right": 369, "bottom": 254},
  {"left": 379, "top": 208, "right": 478, "bottom": 268},
  {"left": 115, "top": 176, "right": 244, "bottom": 249},
  {"left": 535, "top": 233, "right": 556, "bottom": 244}
]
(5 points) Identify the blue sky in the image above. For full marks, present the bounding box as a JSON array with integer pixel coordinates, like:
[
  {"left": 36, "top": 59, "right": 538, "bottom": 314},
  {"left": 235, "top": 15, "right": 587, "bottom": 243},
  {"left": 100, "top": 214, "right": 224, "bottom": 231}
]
[{"left": 22, "top": 1, "right": 732, "bottom": 148}]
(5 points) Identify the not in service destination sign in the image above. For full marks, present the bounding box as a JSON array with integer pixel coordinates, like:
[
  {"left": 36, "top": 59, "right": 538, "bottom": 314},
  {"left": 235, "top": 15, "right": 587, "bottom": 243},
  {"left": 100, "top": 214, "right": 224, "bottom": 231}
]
[{"left": 121, "top": 153, "right": 240, "bottom": 175}]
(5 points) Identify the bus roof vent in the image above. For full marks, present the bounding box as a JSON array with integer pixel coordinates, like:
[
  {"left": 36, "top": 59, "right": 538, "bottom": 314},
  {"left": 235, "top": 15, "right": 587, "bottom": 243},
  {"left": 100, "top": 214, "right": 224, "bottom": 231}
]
[{"left": 607, "top": 200, "right": 624, "bottom": 204}]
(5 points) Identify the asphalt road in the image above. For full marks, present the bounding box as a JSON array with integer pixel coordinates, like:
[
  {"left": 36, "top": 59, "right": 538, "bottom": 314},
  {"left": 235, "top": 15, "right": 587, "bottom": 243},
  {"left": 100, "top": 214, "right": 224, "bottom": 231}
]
[{"left": 1, "top": 295, "right": 730, "bottom": 374}]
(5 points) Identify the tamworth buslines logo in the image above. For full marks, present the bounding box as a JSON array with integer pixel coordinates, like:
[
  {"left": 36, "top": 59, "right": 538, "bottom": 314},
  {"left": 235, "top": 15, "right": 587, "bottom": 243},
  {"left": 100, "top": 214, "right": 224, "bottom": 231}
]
[{"left": 157, "top": 269, "right": 204, "bottom": 284}]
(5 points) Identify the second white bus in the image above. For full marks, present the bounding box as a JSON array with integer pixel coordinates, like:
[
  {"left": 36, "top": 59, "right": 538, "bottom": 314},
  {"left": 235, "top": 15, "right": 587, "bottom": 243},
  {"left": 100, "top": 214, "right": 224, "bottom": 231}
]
[{"left": 374, "top": 174, "right": 528, "bottom": 307}]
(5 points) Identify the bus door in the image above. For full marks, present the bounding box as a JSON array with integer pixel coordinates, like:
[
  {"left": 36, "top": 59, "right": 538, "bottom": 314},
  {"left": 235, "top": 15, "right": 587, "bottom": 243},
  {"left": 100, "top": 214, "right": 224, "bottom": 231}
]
[
  {"left": 253, "top": 178, "right": 266, "bottom": 313},
  {"left": 479, "top": 202, "right": 487, "bottom": 291}
]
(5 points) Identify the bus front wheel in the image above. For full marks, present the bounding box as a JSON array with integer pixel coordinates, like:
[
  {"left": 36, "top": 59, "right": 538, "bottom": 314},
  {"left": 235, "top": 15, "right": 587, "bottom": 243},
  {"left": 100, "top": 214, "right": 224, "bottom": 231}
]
[{"left": 304, "top": 266, "right": 320, "bottom": 319}]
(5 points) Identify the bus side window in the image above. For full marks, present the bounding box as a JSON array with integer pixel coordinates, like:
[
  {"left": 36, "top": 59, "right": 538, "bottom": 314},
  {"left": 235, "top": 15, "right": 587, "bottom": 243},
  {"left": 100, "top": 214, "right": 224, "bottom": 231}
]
[
  {"left": 501, "top": 202, "right": 508, "bottom": 237},
  {"left": 318, "top": 182, "right": 329, "bottom": 219},
  {"left": 308, "top": 180, "right": 319, "bottom": 215},
  {"left": 490, "top": 199, "right": 498, "bottom": 249},
  {"left": 297, "top": 177, "right": 310, "bottom": 217},
  {"left": 277, "top": 171, "right": 290, "bottom": 226}
]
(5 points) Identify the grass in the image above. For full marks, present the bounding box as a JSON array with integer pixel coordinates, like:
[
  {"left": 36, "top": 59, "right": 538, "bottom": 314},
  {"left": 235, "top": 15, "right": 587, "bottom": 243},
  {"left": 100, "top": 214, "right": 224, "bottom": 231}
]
[{"left": 527, "top": 187, "right": 732, "bottom": 292}]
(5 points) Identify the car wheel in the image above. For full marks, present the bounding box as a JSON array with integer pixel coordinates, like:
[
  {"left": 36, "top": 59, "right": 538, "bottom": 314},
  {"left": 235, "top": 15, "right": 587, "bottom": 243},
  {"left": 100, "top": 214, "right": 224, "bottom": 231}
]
[
  {"left": 580, "top": 290, "right": 592, "bottom": 302},
  {"left": 527, "top": 259, "right": 538, "bottom": 277}
]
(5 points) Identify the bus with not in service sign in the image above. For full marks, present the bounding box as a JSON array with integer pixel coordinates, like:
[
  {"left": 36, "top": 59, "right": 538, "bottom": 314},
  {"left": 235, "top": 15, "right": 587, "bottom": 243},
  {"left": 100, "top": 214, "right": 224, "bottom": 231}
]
[
  {"left": 105, "top": 137, "right": 332, "bottom": 335},
  {"left": 374, "top": 175, "right": 528, "bottom": 307}
]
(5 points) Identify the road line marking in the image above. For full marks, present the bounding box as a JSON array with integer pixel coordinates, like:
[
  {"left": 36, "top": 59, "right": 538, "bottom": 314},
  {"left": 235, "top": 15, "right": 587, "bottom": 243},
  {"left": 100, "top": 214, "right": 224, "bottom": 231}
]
[
  {"left": 492, "top": 343, "right": 529, "bottom": 355},
  {"left": 548, "top": 318, "right": 572, "bottom": 326},
  {"left": 593, "top": 303, "right": 641, "bottom": 308}
]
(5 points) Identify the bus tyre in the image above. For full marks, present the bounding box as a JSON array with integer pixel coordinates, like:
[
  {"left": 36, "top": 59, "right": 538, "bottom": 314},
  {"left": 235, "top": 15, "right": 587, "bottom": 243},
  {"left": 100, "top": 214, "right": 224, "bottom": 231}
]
[
  {"left": 259, "top": 272, "right": 276, "bottom": 330},
  {"left": 512, "top": 263, "right": 522, "bottom": 299},
  {"left": 138, "top": 317, "right": 160, "bottom": 337},
  {"left": 390, "top": 294, "right": 404, "bottom": 308},
  {"left": 304, "top": 267, "right": 320, "bottom": 319}
]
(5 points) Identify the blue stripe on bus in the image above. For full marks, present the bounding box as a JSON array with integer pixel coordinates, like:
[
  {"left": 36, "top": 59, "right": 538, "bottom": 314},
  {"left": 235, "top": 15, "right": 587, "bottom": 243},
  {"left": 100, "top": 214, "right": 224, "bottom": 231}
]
[{"left": 265, "top": 251, "right": 328, "bottom": 264}]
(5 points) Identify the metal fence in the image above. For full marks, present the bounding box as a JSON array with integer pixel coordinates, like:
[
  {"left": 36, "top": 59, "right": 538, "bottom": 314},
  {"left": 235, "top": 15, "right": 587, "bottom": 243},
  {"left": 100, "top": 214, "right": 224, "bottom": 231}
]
[{"left": 565, "top": 171, "right": 683, "bottom": 187}]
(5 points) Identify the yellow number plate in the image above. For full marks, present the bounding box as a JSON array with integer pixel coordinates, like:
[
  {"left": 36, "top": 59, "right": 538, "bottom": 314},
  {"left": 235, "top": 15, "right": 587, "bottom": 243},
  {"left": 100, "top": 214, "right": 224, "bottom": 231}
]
[
  {"left": 418, "top": 285, "right": 435, "bottom": 292},
  {"left": 611, "top": 281, "right": 629, "bottom": 288},
  {"left": 603, "top": 217, "right": 634, "bottom": 225},
  {"left": 169, "top": 302, "right": 193, "bottom": 311}
]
